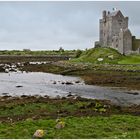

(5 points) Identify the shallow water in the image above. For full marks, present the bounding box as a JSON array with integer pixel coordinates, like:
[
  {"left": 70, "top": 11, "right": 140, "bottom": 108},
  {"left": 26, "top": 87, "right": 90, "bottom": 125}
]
[{"left": 0, "top": 72, "right": 140, "bottom": 106}]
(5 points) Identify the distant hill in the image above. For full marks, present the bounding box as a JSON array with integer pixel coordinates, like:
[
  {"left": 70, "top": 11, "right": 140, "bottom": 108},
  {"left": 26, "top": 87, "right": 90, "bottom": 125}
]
[{"left": 73, "top": 47, "right": 140, "bottom": 64}]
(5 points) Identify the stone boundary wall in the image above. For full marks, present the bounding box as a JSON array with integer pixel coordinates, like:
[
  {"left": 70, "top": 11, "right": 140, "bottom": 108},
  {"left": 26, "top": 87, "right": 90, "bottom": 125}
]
[{"left": 0, "top": 55, "right": 74, "bottom": 62}]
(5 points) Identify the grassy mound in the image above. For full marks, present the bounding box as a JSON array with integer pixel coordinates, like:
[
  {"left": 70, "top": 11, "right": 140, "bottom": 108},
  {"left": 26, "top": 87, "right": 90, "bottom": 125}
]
[
  {"left": 72, "top": 47, "right": 123, "bottom": 64},
  {"left": 72, "top": 47, "right": 140, "bottom": 64}
]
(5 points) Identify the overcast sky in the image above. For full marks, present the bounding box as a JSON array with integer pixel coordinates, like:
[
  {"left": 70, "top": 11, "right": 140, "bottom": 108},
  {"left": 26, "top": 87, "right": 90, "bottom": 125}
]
[{"left": 0, "top": 1, "right": 140, "bottom": 50}]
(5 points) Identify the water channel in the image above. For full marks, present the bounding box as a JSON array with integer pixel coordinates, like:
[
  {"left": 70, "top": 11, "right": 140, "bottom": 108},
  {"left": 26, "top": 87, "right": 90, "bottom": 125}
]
[{"left": 0, "top": 72, "right": 140, "bottom": 106}]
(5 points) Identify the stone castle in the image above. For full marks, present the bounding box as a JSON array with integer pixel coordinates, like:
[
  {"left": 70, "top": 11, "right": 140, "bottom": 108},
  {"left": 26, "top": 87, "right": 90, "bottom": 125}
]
[{"left": 95, "top": 9, "right": 140, "bottom": 55}]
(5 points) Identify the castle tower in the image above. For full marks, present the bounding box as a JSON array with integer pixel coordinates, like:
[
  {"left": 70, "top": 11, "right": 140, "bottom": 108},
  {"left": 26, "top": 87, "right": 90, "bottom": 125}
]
[
  {"left": 99, "top": 9, "right": 131, "bottom": 54},
  {"left": 118, "top": 28, "right": 132, "bottom": 54},
  {"left": 95, "top": 9, "right": 140, "bottom": 55}
]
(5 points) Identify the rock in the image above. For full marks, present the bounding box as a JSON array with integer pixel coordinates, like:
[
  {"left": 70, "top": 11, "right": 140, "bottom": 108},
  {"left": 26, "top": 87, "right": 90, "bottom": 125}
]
[
  {"left": 66, "top": 93, "right": 78, "bottom": 99},
  {"left": 65, "top": 81, "right": 73, "bottom": 85},
  {"left": 9, "top": 68, "right": 17, "bottom": 72},
  {"left": 108, "top": 55, "right": 114, "bottom": 59},
  {"left": 2, "top": 93, "right": 9, "bottom": 95},
  {"left": 16, "top": 85, "right": 23, "bottom": 88},
  {"left": 33, "top": 129, "right": 46, "bottom": 138},
  {"left": 125, "top": 92, "right": 139, "bottom": 95},
  {"left": 21, "top": 95, "right": 28, "bottom": 98},
  {"left": 67, "top": 93, "right": 73, "bottom": 97},
  {"left": 0, "top": 67, "right": 5, "bottom": 72},
  {"left": 2, "top": 95, "right": 11, "bottom": 99},
  {"left": 53, "top": 81, "right": 56, "bottom": 84},
  {"left": 61, "top": 97, "right": 66, "bottom": 100},
  {"left": 55, "top": 121, "right": 65, "bottom": 129},
  {"left": 75, "top": 81, "right": 80, "bottom": 83},
  {"left": 61, "top": 81, "right": 73, "bottom": 85},
  {"left": 44, "top": 95, "right": 49, "bottom": 98},
  {"left": 97, "top": 58, "right": 103, "bottom": 62},
  {"left": 72, "top": 95, "right": 79, "bottom": 100},
  {"left": 24, "top": 62, "right": 29, "bottom": 66},
  {"left": 7, "top": 117, "right": 13, "bottom": 123}
]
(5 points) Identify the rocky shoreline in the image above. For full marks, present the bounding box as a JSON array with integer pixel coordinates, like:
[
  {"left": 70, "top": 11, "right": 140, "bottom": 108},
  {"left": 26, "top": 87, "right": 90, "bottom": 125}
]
[{"left": 1, "top": 60, "right": 140, "bottom": 90}]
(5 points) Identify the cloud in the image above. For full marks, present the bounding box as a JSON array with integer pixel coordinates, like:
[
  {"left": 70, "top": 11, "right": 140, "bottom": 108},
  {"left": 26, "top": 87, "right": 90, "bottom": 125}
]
[{"left": 0, "top": 1, "right": 139, "bottom": 50}]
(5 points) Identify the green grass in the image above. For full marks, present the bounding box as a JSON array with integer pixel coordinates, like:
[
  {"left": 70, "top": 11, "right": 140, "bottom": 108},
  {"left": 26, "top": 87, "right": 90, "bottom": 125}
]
[
  {"left": 0, "top": 103, "right": 57, "bottom": 117},
  {"left": 0, "top": 101, "right": 79, "bottom": 117},
  {"left": 1, "top": 98, "right": 140, "bottom": 138},
  {"left": 118, "top": 54, "right": 140, "bottom": 64},
  {"left": 0, "top": 115, "right": 140, "bottom": 138},
  {"left": 71, "top": 47, "right": 140, "bottom": 64},
  {"left": 71, "top": 47, "right": 122, "bottom": 64},
  {"left": 0, "top": 99, "right": 108, "bottom": 118}
]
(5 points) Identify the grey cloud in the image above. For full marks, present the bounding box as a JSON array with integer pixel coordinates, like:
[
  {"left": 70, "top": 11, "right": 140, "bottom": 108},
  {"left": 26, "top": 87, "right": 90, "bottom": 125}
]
[{"left": 0, "top": 1, "right": 139, "bottom": 50}]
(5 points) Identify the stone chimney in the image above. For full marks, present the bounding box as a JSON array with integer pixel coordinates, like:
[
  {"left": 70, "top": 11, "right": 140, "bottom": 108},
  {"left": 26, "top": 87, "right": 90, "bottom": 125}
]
[
  {"left": 103, "top": 10, "right": 106, "bottom": 19},
  {"left": 108, "top": 11, "right": 110, "bottom": 15}
]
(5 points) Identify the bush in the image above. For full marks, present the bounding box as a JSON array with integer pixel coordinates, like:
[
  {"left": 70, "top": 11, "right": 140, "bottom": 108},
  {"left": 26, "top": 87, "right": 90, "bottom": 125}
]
[{"left": 75, "top": 49, "right": 82, "bottom": 58}]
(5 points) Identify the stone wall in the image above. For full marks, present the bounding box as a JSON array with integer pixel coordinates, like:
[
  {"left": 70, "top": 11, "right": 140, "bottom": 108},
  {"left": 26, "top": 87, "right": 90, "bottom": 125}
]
[
  {"left": 118, "top": 28, "right": 132, "bottom": 55},
  {"left": 123, "top": 29, "right": 132, "bottom": 55},
  {"left": 132, "top": 36, "right": 140, "bottom": 51}
]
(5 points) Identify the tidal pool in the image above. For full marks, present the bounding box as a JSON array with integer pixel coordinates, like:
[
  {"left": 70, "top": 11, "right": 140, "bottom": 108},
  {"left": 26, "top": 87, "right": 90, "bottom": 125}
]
[{"left": 0, "top": 72, "right": 140, "bottom": 106}]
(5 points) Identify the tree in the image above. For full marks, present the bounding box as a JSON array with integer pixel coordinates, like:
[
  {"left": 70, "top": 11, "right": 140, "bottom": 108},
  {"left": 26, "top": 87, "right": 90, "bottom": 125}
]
[{"left": 59, "top": 47, "right": 64, "bottom": 52}]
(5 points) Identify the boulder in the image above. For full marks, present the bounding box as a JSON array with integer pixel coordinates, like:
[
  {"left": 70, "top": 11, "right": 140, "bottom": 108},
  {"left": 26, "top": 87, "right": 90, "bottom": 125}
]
[
  {"left": 33, "top": 129, "right": 46, "bottom": 138},
  {"left": 55, "top": 121, "right": 65, "bottom": 129},
  {"left": 108, "top": 55, "right": 114, "bottom": 59},
  {"left": 97, "top": 58, "right": 103, "bottom": 62},
  {"left": 53, "top": 81, "right": 56, "bottom": 84},
  {"left": 65, "top": 81, "right": 73, "bottom": 85}
]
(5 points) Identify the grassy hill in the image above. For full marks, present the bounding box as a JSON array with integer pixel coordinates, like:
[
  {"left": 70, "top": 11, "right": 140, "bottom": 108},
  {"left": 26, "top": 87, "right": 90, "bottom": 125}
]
[
  {"left": 73, "top": 47, "right": 123, "bottom": 64},
  {"left": 73, "top": 47, "right": 140, "bottom": 64}
]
